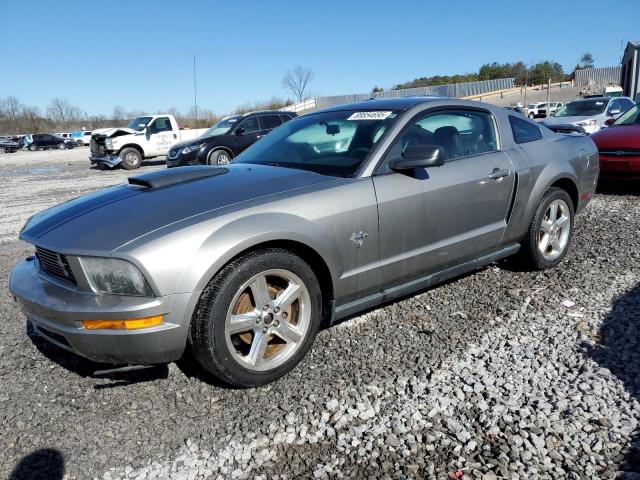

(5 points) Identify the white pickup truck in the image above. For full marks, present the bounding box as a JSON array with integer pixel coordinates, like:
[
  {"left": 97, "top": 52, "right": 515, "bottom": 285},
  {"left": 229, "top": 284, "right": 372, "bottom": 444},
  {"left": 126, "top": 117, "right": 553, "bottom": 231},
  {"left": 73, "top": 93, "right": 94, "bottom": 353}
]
[{"left": 89, "top": 114, "right": 209, "bottom": 169}]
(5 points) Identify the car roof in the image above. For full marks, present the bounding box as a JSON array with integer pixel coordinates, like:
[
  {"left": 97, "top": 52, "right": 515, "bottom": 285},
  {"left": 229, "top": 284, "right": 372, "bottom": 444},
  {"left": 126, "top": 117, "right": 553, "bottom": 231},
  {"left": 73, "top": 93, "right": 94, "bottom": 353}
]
[
  {"left": 242, "top": 110, "right": 293, "bottom": 117},
  {"left": 316, "top": 96, "right": 446, "bottom": 114},
  {"left": 572, "top": 96, "right": 612, "bottom": 103}
]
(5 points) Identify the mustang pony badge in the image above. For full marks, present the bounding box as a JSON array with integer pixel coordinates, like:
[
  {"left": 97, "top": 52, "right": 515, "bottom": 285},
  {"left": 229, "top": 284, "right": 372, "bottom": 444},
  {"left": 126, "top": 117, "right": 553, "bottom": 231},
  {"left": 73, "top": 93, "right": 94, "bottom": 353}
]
[{"left": 350, "top": 231, "right": 369, "bottom": 248}]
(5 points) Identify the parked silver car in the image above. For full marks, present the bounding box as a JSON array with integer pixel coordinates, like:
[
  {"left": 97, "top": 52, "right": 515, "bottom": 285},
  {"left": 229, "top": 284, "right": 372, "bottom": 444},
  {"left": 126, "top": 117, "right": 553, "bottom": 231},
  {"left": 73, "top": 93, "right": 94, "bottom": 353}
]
[
  {"left": 542, "top": 96, "right": 635, "bottom": 134},
  {"left": 9, "top": 97, "right": 599, "bottom": 387}
]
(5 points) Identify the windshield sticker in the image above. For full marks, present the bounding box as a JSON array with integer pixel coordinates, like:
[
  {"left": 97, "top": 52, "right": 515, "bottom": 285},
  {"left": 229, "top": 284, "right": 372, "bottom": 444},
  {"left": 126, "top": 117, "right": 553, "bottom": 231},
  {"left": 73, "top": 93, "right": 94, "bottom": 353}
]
[{"left": 347, "top": 111, "right": 393, "bottom": 121}]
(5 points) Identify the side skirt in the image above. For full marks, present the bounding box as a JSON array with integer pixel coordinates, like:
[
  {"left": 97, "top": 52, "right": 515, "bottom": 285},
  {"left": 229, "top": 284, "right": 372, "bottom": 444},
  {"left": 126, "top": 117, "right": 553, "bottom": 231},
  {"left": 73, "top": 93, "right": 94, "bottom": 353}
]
[{"left": 332, "top": 243, "right": 520, "bottom": 322}]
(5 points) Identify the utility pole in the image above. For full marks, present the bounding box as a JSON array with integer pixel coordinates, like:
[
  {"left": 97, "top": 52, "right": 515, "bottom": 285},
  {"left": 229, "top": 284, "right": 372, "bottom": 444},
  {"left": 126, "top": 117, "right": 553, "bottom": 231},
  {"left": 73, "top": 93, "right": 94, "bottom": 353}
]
[
  {"left": 193, "top": 54, "right": 198, "bottom": 129},
  {"left": 546, "top": 78, "right": 551, "bottom": 118},
  {"left": 524, "top": 68, "right": 529, "bottom": 110}
]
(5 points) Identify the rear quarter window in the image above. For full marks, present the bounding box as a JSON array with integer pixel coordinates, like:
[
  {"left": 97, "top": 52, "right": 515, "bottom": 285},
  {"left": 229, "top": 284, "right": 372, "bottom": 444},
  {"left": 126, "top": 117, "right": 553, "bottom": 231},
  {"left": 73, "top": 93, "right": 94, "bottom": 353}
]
[{"left": 509, "top": 115, "right": 542, "bottom": 144}]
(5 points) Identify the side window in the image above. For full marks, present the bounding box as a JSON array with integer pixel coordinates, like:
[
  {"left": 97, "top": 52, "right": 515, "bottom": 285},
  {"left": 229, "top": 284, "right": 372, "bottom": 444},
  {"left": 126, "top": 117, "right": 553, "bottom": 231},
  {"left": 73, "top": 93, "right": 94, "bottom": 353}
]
[
  {"left": 608, "top": 99, "right": 621, "bottom": 113},
  {"left": 387, "top": 110, "right": 497, "bottom": 162},
  {"left": 261, "top": 114, "right": 283, "bottom": 130},
  {"left": 509, "top": 115, "right": 543, "bottom": 144},
  {"left": 237, "top": 116, "right": 260, "bottom": 134},
  {"left": 280, "top": 114, "right": 293, "bottom": 123},
  {"left": 149, "top": 117, "right": 172, "bottom": 132},
  {"left": 620, "top": 99, "right": 634, "bottom": 112}
]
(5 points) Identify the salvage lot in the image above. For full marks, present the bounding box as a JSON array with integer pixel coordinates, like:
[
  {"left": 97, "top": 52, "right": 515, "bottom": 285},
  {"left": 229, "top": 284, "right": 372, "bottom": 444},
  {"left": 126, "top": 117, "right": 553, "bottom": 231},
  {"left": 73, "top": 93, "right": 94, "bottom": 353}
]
[{"left": 1, "top": 150, "right": 640, "bottom": 479}]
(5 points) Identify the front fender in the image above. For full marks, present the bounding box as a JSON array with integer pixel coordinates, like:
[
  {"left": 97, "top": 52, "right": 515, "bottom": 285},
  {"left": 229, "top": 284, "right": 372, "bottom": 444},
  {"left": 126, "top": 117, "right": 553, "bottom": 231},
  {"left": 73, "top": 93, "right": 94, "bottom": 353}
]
[{"left": 184, "top": 212, "right": 342, "bottom": 294}]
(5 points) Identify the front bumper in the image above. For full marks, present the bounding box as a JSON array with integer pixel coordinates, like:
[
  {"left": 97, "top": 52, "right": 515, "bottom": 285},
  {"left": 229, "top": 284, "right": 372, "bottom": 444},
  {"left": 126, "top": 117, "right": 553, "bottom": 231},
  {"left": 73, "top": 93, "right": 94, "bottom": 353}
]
[
  {"left": 9, "top": 258, "right": 198, "bottom": 364},
  {"left": 90, "top": 153, "right": 122, "bottom": 167},
  {"left": 166, "top": 151, "right": 201, "bottom": 169},
  {"left": 599, "top": 155, "right": 640, "bottom": 178}
]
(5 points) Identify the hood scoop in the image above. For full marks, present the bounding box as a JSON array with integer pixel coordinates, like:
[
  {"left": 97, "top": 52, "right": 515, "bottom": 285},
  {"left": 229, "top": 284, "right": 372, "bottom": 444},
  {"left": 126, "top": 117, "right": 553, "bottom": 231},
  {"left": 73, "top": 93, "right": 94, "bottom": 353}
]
[{"left": 128, "top": 166, "right": 229, "bottom": 189}]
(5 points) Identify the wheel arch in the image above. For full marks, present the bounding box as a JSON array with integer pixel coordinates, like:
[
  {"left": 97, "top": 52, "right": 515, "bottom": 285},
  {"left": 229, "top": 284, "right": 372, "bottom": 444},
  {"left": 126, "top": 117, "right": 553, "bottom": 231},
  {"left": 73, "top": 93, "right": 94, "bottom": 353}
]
[
  {"left": 207, "top": 146, "right": 234, "bottom": 163},
  {"left": 549, "top": 177, "right": 579, "bottom": 212},
  {"left": 211, "top": 239, "right": 335, "bottom": 326},
  {"left": 117, "top": 143, "right": 146, "bottom": 158}
]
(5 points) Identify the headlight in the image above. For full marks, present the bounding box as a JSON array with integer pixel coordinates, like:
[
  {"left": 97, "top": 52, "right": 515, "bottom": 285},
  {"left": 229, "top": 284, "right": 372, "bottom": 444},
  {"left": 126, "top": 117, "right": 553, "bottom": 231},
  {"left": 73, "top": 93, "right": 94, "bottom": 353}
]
[
  {"left": 105, "top": 138, "right": 114, "bottom": 149},
  {"left": 79, "top": 257, "right": 154, "bottom": 296},
  {"left": 182, "top": 143, "right": 205, "bottom": 155},
  {"left": 577, "top": 119, "right": 597, "bottom": 127}
]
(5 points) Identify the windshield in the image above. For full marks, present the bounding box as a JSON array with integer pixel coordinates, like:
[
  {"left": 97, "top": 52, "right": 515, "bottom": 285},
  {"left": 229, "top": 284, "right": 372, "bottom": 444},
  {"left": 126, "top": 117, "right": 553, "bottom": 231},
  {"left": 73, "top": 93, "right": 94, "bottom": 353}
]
[
  {"left": 235, "top": 110, "right": 400, "bottom": 177},
  {"left": 126, "top": 116, "right": 152, "bottom": 131},
  {"left": 202, "top": 116, "right": 241, "bottom": 137},
  {"left": 613, "top": 104, "right": 640, "bottom": 125},
  {"left": 555, "top": 100, "right": 607, "bottom": 117}
]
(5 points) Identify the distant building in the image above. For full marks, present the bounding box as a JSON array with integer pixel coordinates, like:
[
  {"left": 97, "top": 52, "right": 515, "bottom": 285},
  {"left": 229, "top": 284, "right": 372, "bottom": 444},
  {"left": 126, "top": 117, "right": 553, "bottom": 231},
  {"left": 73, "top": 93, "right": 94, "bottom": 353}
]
[{"left": 621, "top": 41, "right": 640, "bottom": 102}]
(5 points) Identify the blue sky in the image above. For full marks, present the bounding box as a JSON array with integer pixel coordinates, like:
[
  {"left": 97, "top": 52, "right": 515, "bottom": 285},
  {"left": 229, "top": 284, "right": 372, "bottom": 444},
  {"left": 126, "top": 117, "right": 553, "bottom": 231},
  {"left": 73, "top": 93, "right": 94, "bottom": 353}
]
[{"left": 1, "top": 0, "right": 638, "bottom": 117}]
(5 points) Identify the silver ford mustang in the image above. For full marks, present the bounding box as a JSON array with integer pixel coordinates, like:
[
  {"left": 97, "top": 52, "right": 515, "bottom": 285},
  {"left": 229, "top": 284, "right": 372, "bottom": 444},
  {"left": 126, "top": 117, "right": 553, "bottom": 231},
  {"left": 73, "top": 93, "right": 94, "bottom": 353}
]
[{"left": 9, "top": 97, "right": 599, "bottom": 387}]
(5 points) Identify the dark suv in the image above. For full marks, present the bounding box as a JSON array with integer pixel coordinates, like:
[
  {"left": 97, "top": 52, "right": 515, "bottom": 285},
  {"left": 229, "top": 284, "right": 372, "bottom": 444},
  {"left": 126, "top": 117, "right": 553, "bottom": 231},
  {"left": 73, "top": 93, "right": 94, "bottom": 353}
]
[
  {"left": 28, "top": 134, "right": 75, "bottom": 151},
  {"left": 166, "top": 110, "right": 297, "bottom": 167}
]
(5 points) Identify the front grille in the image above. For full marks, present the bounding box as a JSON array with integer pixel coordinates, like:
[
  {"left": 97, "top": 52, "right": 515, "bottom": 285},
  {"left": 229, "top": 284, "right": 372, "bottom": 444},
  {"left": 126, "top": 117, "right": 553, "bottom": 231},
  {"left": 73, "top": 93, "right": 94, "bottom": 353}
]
[
  {"left": 35, "top": 247, "right": 77, "bottom": 284},
  {"left": 598, "top": 148, "right": 640, "bottom": 157},
  {"left": 90, "top": 138, "right": 106, "bottom": 155}
]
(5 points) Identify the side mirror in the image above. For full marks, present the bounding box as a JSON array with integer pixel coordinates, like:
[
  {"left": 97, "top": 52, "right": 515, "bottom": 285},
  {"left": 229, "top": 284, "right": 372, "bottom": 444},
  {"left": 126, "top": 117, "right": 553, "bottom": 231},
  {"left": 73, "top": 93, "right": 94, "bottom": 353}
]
[
  {"left": 235, "top": 127, "right": 245, "bottom": 136},
  {"left": 138, "top": 123, "right": 147, "bottom": 129},
  {"left": 389, "top": 145, "right": 446, "bottom": 171},
  {"left": 608, "top": 109, "right": 621, "bottom": 117},
  {"left": 604, "top": 118, "right": 616, "bottom": 126}
]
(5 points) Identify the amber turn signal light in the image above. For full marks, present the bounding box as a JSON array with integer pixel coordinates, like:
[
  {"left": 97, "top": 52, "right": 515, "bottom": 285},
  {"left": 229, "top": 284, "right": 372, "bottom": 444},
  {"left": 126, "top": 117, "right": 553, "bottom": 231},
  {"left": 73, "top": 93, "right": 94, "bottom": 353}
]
[{"left": 81, "top": 315, "right": 163, "bottom": 330}]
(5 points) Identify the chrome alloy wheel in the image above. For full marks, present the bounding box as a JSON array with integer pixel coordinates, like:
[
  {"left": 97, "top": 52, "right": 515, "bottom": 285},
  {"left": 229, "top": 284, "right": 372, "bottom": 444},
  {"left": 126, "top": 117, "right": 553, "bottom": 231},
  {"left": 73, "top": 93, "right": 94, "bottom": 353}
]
[
  {"left": 224, "top": 269, "right": 311, "bottom": 372},
  {"left": 217, "top": 152, "right": 230, "bottom": 164},
  {"left": 538, "top": 199, "right": 571, "bottom": 261}
]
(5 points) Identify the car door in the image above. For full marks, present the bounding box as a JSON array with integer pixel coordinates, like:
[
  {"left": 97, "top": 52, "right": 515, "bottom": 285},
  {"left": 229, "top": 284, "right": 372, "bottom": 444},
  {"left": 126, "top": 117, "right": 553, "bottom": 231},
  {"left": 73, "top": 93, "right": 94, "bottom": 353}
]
[
  {"left": 232, "top": 116, "right": 262, "bottom": 154},
  {"left": 373, "top": 108, "right": 515, "bottom": 287},
  {"left": 146, "top": 117, "right": 175, "bottom": 156},
  {"left": 44, "top": 134, "right": 57, "bottom": 148}
]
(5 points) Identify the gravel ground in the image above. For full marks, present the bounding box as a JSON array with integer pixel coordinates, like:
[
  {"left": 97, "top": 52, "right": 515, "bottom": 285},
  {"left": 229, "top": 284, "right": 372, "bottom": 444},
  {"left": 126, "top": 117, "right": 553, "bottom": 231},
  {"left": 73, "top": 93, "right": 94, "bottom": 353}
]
[{"left": 1, "top": 150, "right": 639, "bottom": 479}]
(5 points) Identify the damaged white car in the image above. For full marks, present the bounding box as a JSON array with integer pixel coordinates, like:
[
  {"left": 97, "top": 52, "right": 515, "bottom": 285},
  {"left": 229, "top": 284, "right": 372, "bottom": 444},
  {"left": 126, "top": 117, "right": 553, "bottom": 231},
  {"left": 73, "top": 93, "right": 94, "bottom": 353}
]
[{"left": 89, "top": 115, "right": 209, "bottom": 169}]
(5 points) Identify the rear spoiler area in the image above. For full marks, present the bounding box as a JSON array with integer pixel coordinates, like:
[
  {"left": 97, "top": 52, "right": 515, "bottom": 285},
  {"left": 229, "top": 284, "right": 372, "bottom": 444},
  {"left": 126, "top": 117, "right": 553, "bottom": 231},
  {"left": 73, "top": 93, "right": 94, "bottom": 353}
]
[{"left": 545, "top": 124, "right": 588, "bottom": 136}]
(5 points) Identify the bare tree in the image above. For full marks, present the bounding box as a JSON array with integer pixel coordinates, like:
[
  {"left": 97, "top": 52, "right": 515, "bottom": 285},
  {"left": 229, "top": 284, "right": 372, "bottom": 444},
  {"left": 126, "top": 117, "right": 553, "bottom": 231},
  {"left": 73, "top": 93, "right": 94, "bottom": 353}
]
[
  {"left": 47, "top": 97, "right": 72, "bottom": 124},
  {"left": 113, "top": 105, "right": 126, "bottom": 121},
  {"left": 282, "top": 66, "right": 314, "bottom": 102}
]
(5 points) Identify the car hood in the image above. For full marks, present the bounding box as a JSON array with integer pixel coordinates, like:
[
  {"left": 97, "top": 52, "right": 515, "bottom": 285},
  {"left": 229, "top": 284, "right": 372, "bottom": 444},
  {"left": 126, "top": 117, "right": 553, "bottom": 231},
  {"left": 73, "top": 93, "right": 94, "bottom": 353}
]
[
  {"left": 20, "top": 165, "right": 336, "bottom": 255},
  {"left": 171, "top": 135, "right": 224, "bottom": 150},
  {"left": 94, "top": 127, "right": 138, "bottom": 138},
  {"left": 542, "top": 115, "right": 600, "bottom": 125},
  {"left": 591, "top": 125, "right": 640, "bottom": 149}
]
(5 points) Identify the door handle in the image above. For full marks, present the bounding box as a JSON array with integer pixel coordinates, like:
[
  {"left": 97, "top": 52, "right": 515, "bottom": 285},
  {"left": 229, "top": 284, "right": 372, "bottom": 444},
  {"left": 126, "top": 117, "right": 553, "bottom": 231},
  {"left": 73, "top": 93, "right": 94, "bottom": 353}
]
[
  {"left": 173, "top": 134, "right": 177, "bottom": 139},
  {"left": 489, "top": 168, "right": 511, "bottom": 180}
]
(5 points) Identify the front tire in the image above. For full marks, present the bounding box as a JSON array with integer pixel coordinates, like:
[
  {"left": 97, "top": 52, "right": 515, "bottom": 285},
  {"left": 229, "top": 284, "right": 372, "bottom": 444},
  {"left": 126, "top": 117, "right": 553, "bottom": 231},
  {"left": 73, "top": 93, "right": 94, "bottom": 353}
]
[
  {"left": 190, "top": 248, "right": 322, "bottom": 387},
  {"left": 28, "top": 144, "right": 37, "bottom": 151},
  {"left": 0, "top": 147, "right": 6, "bottom": 154},
  {"left": 207, "top": 149, "right": 232, "bottom": 165},
  {"left": 528, "top": 113, "right": 535, "bottom": 119},
  {"left": 76, "top": 140, "right": 83, "bottom": 147},
  {"left": 120, "top": 147, "right": 142, "bottom": 169},
  {"left": 519, "top": 187, "right": 574, "bottom": 270}
]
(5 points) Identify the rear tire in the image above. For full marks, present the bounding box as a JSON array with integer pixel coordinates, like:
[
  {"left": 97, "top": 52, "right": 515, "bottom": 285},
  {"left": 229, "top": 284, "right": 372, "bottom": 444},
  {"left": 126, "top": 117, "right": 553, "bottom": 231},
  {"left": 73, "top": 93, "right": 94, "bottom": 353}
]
[
  {"left": 208, "top": 149, "right": 232, "bottom": 165},
  {"left": 189, "top": 248, "right": 322, "bottom": 387},
  {"left": 76, "top": 140, "right": 83, "bottom": 147},
  {"left": 58, "top": 143, "right": 65, "bottom": 150},
  {"left": 120, "top": 147, "right": 143, "bottom": 169},
  {"left": 28, "top": 144, "right": 37, "bottom": 151},
  {"left": 518, "top": 187, "right": 574, "bottom": 270},
  {"left": 0, "top": 147, "right": 6, "bottom": 154}
]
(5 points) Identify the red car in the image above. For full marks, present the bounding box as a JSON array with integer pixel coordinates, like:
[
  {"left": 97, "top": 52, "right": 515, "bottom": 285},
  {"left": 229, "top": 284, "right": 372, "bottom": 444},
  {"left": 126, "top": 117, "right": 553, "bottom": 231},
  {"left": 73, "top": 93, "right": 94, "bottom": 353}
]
[{"left": 591, "top": 104, "right": 640, "bottom": 179}]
